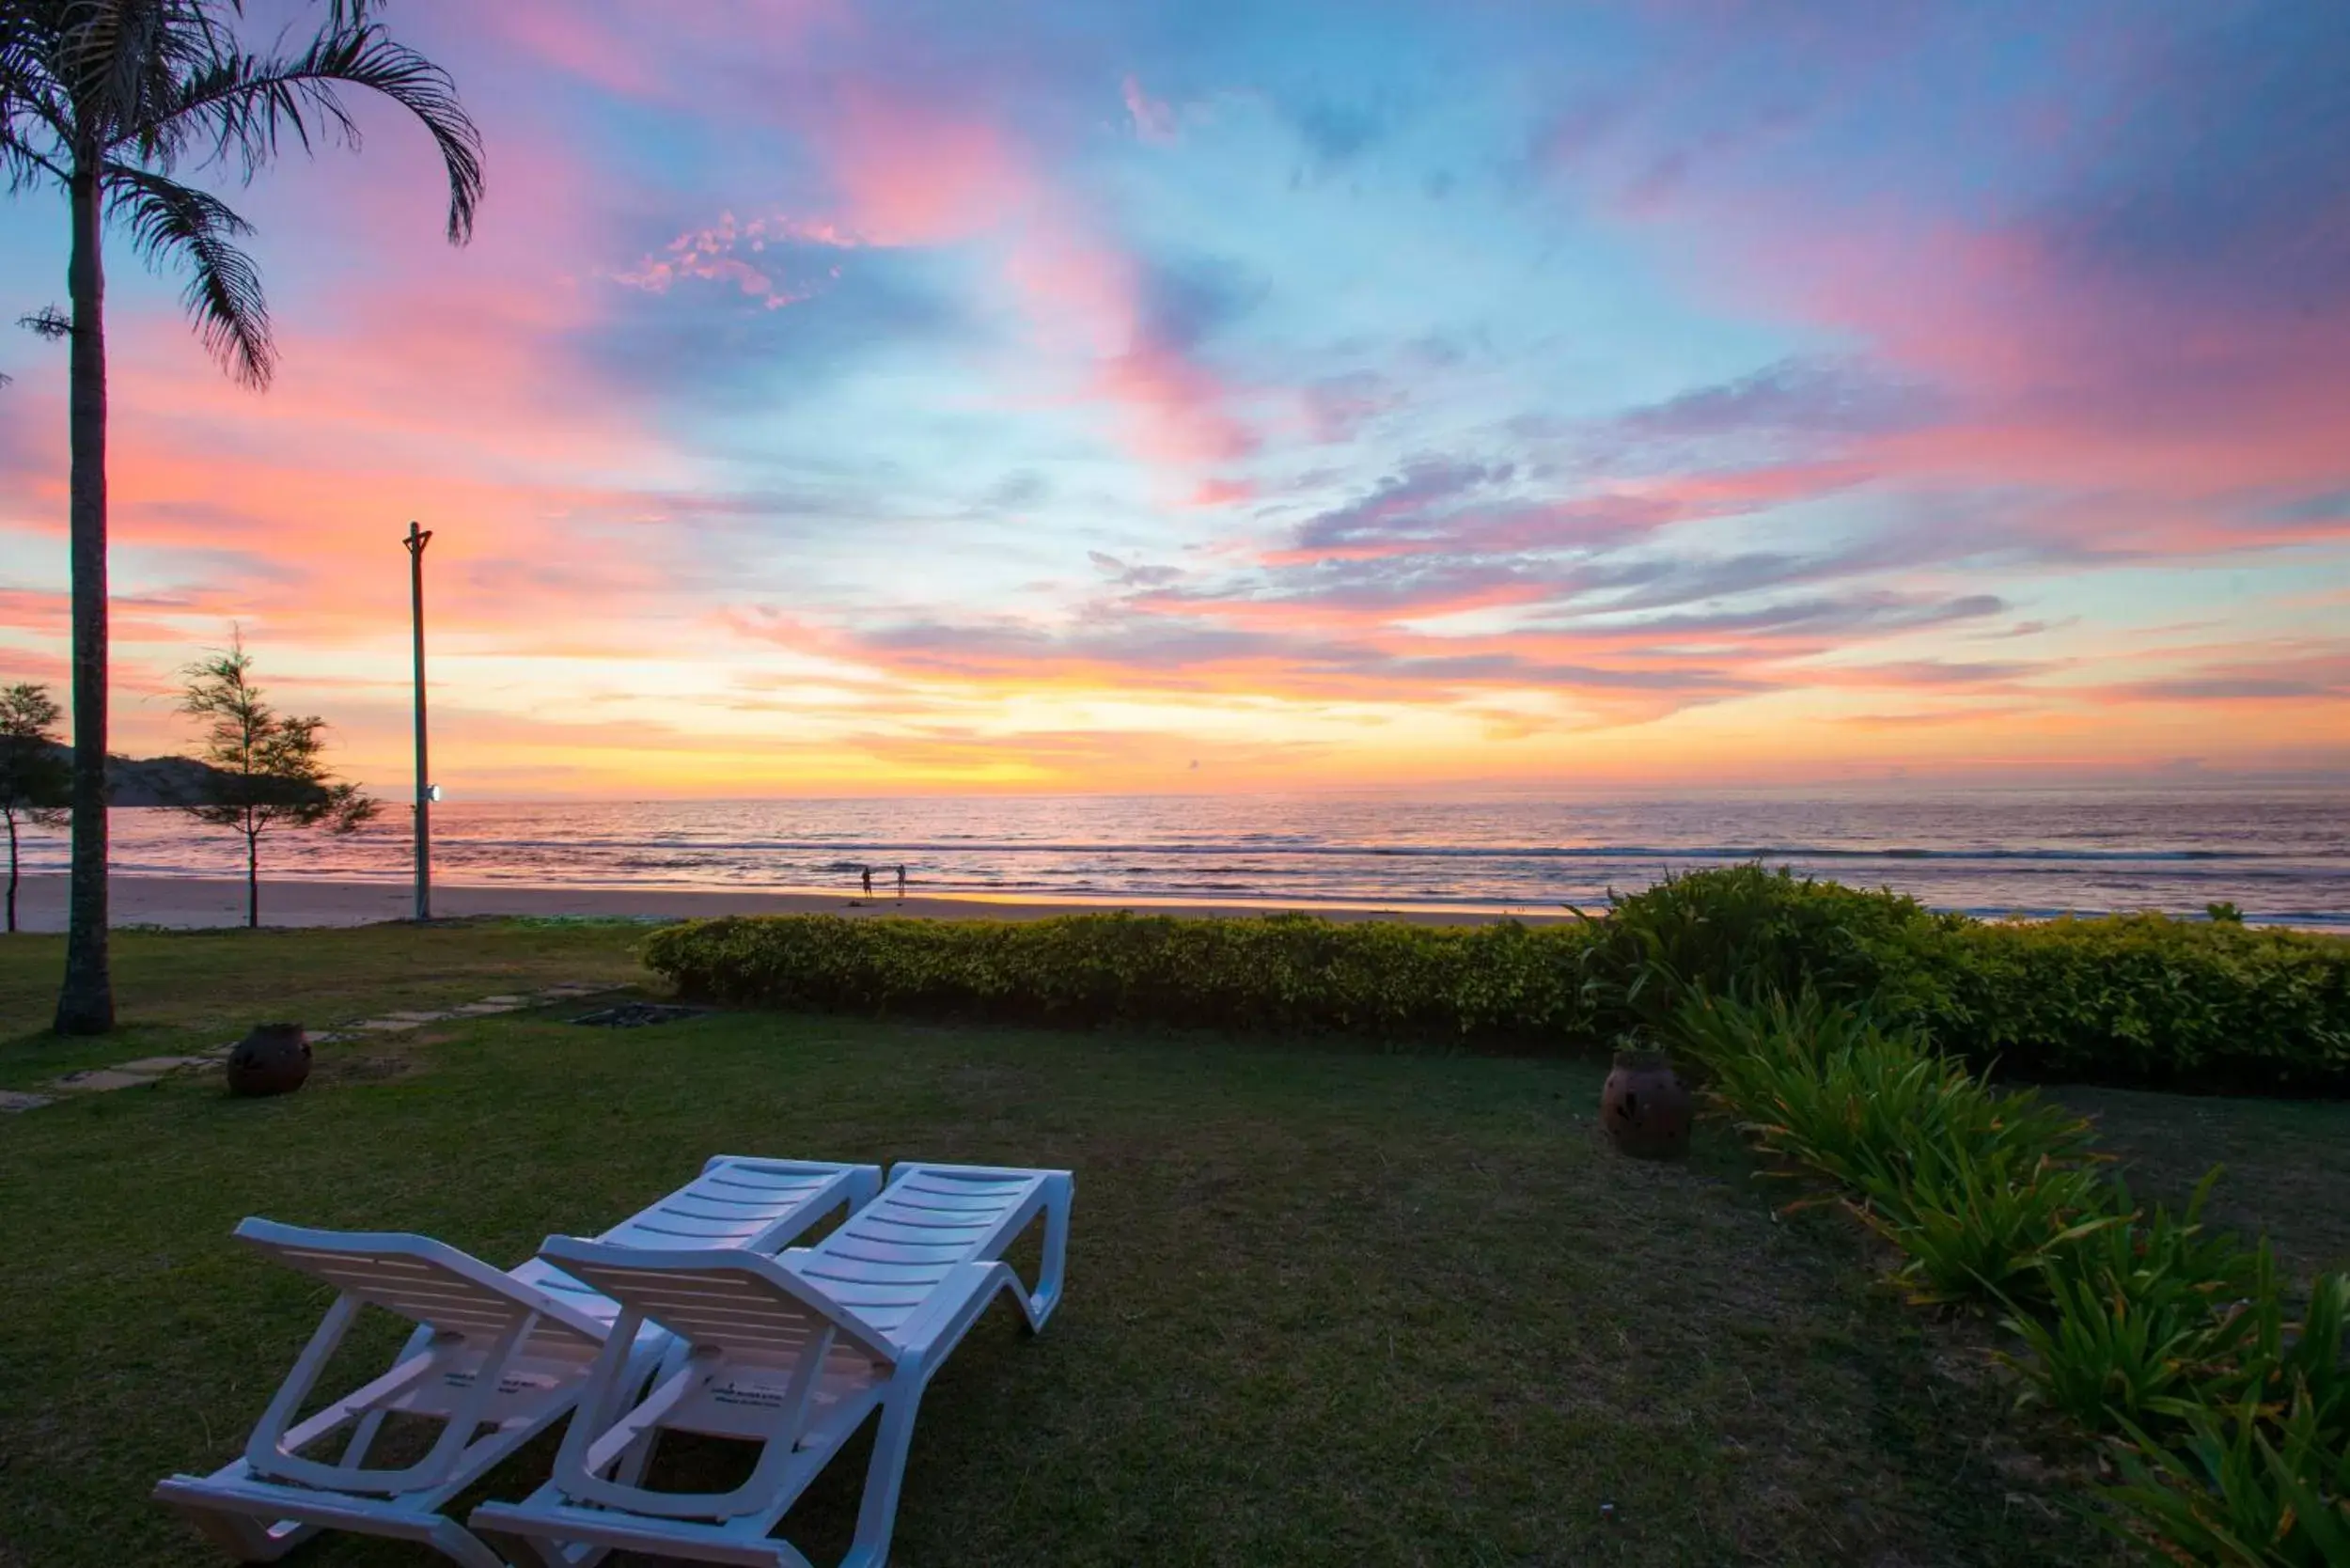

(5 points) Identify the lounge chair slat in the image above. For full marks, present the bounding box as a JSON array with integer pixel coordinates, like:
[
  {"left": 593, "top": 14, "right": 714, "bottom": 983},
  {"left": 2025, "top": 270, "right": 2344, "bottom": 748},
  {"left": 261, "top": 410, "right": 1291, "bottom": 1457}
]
[
  {"left": 820, "top": 1243, "right": 967, "bottom": 1268},
  {"left": 802, "top": 1259, "right": 952, "bottom": 1286},
  {"left": 797, "top": 1274, "right": 934, "bottom": 1304},
  {"left": 844, "top": 1215, "right": 994, "bottom": 1238},
  {"left": 905, "top": 1171, "right": 1035, "bottom": 1189},
  {"left": 885, "top": 1191, "right": 1027, "bottom": 1213},
  {"left": 855, "top": 1213, "right": 992, "bottom": 1231}
]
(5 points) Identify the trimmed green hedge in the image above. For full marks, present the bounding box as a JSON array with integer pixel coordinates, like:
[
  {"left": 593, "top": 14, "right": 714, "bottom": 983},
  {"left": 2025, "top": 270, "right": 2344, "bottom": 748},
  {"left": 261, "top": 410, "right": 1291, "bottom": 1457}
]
[
  {"left": 643, "top": 910, "right": 1601, "bottom": 1043},
  {"left": 1919, "top": 916, "right": 2350, "bottom": 1090},
  {"left": 640, "top": 868, "right": 2350, "bottom": 1090},
  {"left": 1576, "top": 867, "right": 2350, "bottom": 1090}
]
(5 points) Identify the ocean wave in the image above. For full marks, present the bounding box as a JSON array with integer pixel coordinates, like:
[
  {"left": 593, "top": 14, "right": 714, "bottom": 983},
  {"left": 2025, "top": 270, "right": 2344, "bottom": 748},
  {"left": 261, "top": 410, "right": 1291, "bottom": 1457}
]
[{"left": 266, "top": 836, "right": 2295, "bottom": 865}]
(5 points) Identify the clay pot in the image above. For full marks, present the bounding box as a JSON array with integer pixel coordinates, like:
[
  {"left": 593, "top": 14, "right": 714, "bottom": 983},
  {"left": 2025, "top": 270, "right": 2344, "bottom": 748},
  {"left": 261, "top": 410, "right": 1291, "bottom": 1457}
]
[
  {"left": 1601, "top": 1049, "right": 1691, "bottom": 1159},
  {"left": 227, "top": 1023, "right": 312, "bottom": 1098}
]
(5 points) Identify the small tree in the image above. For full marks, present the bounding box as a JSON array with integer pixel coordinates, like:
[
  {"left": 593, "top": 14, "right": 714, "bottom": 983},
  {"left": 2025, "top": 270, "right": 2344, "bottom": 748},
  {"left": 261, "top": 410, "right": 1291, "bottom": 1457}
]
[
  {"left": 0, "top": 682, "right": 70, "bottom": 933},
  {"left": 180, "top": 635, "right": 377, "bottom": 927}
]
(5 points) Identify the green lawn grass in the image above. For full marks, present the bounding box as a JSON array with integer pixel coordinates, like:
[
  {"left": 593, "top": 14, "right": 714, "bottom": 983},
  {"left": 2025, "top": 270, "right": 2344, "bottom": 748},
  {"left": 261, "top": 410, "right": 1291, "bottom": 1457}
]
[
  {"left": 2, "top": 924, "right": 2341, "bottom": 1566},
  {"left": 2050, "top": 1083, "right": 2350, "bottom": 1288},
  {"left": 0, "top": 922, "right": 650, "bottom": 1090}
]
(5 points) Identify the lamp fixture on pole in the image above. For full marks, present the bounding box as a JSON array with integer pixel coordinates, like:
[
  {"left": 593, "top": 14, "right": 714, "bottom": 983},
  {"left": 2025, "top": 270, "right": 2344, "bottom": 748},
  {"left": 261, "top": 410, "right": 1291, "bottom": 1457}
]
[{"left": 403, "top": 522, "right": 434, "bottom": 921}]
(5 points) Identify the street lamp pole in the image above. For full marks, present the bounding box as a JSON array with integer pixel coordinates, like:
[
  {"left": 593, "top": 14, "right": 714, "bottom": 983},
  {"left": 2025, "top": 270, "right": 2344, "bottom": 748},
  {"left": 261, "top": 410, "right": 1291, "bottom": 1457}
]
[{"left": 403, "top": 521, "right": 433, "bottom": 921}]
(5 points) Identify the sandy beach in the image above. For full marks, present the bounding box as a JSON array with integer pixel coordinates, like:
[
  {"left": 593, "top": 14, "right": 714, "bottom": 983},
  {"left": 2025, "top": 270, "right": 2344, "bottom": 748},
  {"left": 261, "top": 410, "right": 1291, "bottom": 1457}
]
[{"left": 5, "top": 873, "right": 1573, "bottom": 933}]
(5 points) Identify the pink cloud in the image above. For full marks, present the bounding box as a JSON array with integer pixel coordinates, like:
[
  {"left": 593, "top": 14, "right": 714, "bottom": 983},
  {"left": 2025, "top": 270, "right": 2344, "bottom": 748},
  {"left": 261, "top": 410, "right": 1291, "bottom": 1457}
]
[
  {"left": 821, "top": 105, "right": 1019, "bottom": 245},
  {"left": 484, "top": 4, "right": 670, "bottom": 99},
  {"left": 807, "top": 89, "right": 1258, "bottom": 481},
  {"left": 482, "top": 1, "right": 848, "bottom": 104},
  {"left": 1121, "top": 74, "right": 1179, "bottom": 146},
  {"left": 1262, "top": 458, "right": 1869, "bottom": 567},
  {"left": 1190, "top": 477, "right": 1255, "bottom": 508},
  {"left": 1577, "top": 159, "right": 2350, "bottom": 558},
  {"left": 609, "top": 212, "right": 855, "bottom": 308}
]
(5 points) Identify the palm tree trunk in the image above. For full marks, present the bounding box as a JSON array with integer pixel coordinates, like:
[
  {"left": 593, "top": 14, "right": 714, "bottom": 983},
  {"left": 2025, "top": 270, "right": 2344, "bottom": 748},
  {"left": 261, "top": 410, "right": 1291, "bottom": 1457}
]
[
  {"left": 7, "top": 812, "right": 18, "bottom": 934},
  {"left": 246, "top": 832, "right": 258, "bottom": 929},
  {"left": 54, "top": 164, "right": 114, "bottom": 1033}
]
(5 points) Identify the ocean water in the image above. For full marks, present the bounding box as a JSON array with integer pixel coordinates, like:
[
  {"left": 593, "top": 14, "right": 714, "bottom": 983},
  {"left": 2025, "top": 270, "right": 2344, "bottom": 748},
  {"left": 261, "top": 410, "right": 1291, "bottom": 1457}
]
[{"left": 15, "top": 790, "right": 2347, "bottom": 927}]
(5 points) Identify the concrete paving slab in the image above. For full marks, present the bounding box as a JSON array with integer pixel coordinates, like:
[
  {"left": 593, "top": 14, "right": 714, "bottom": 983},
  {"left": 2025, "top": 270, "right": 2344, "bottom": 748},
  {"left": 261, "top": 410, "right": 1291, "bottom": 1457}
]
[
  {"left": 1, "top": 1090, "right": 55, "bottom": 1113},
  {"left": 52, "top": 1069, "right": 161, "bottom": 1091},
  {"left": 118, "top": 1056, "right": 208, "bottom": 1074}
]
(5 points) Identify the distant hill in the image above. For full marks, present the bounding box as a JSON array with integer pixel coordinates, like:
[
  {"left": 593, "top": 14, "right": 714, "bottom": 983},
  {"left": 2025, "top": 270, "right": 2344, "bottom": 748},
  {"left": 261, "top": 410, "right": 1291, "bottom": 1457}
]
[{"left": 32, "top": 743, "right": 329, "bottom": 808}]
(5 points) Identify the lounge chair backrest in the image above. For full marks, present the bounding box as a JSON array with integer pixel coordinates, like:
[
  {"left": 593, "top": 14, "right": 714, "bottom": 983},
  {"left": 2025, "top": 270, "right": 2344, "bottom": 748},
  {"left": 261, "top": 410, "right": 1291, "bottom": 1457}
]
[
  {"left": 595, "top": 1156, "right": 876, "bottom": 1250},
  {"left": 233, "top": 1218, "right": 607, "bottom": 1351},
  {"left": 795, "top": 1163, "right": 1054, "bottom": 1334},
  {"left": 538, "top": 1239, "right": 901, "bottom": 1368}
]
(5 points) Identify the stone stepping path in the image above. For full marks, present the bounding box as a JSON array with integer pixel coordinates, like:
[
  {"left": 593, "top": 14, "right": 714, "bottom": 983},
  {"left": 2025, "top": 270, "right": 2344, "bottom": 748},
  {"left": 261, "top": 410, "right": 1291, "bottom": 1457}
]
[{"left": 1, "top": 981, "right": 619, "bottom": 1114}]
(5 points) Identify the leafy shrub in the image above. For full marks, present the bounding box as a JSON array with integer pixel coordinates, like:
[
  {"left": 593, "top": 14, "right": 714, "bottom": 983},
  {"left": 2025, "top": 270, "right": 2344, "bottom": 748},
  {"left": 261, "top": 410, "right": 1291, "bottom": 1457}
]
[
  {"left": 1918, "top": 916, "right": 2350, "bottom": 1091},
  {"left": 643, "top": 911, "right": 1604, "bottom": 1042},
  {"left": 1595, "top": 868, "right": 2350, "bottom": 1090},
  {"left": 1577, "top": 864, "right": 1960, "bottom": 1032}
]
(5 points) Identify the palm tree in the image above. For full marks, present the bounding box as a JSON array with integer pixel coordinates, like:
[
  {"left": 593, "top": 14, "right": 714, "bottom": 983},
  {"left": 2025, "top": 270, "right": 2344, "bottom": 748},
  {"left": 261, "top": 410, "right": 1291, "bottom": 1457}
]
[{"left": 2, "top": 1, "right": 482, "bottom": 1032}]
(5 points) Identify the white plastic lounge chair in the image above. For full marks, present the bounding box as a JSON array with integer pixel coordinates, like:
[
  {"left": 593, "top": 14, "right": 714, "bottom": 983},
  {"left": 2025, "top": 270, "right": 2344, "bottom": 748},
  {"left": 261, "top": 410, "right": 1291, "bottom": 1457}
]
[
  {"left": 470, "top": 1160, "right": 1073, "bottom": 1568},
  {"left": 153, "top": 1156, "right": 883, "bottom": 1568}
]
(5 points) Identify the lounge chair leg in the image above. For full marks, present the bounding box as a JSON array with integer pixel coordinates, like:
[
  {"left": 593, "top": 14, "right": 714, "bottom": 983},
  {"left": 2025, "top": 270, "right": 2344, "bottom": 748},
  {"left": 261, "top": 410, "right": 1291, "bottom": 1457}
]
[
  {"left": 1030, "top": 1178, "right": 1072, "bottom": 1328},
  {"left": 469, "top": 1513, "right": 571, "bottom": 1568},
  {"left": 418, "top": 1516, "right": 516, "bottom": 1568},
  {"left": 174, "top": 1503, "right": 315, "bottom": 1562},
  {"left": 337, "top": 1323, "right": 432, "bottom": 1472},
  {"left": 840, "top": 1389, "right": 925, "bottom": 1568}
]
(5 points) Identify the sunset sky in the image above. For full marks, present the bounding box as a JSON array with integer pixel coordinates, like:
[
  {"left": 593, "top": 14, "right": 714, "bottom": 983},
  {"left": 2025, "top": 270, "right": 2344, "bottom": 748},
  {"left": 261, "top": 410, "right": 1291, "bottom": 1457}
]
[{"left": 2, "top": 0, "right": 2345, "bottom": 797}]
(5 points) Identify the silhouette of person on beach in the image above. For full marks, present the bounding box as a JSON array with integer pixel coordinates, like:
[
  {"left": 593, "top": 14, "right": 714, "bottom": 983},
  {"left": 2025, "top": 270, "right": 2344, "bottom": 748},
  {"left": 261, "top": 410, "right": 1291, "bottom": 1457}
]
[
  {"left": 896, "top": 864, "right": 907, "bottom": 901},
  {"left": 860, "top": 865, "right": 873, "bottom": 898}
]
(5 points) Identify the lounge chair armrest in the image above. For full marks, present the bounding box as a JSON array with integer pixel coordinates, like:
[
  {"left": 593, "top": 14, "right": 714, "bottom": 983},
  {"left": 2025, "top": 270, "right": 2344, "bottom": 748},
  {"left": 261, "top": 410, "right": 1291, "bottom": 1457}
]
[{"left": 887, "top": 1261, "right": 1020, "bottom": 1365}]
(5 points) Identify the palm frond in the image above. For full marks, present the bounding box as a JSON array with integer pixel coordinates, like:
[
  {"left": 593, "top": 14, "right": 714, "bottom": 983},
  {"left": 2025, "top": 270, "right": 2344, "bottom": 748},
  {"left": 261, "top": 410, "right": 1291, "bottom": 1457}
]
[
  {"left": 0, "top": 0, "right": 77, "bottom": 186},
  {"left": 46, "top": 0, "right": 226, "bottom": 153},
  {"left": 154, "top": 21, "right": 480, "bottom": 242},
  {"left": 0, "top": 117, "right": 70, "bottom": 188},
  {"left": 105, "top": 160, "right": 272, "bottom": 384}
]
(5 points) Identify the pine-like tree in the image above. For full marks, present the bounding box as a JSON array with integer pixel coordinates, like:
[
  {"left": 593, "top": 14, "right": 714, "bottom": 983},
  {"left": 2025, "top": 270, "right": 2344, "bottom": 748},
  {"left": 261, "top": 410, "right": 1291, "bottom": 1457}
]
[
  {"left": 0, "top": 681, "right": 70, "bottom": 932},
  {"left": 179, "top": 634, "right": 377, "bottom": 928}
]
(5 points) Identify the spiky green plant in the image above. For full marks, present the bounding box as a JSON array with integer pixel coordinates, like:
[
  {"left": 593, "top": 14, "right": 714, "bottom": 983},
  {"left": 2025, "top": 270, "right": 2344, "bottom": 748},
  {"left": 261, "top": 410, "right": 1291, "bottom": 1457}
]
[
  {"left": 2104, "top": 1388, "right": 2350, "bottom": 1565},
  {"left": 2002, "top": 1172, "right": 2264, "bottom": 1436}
]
